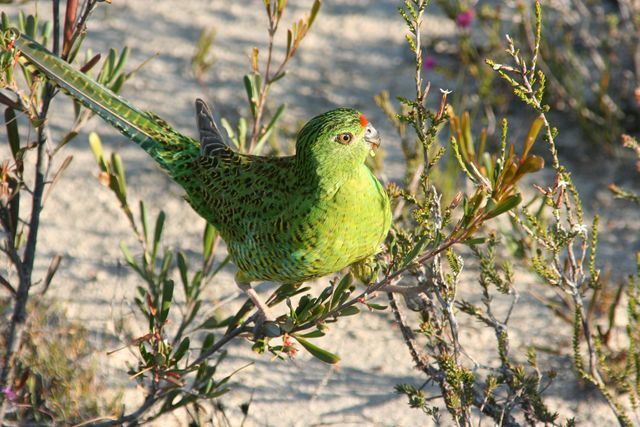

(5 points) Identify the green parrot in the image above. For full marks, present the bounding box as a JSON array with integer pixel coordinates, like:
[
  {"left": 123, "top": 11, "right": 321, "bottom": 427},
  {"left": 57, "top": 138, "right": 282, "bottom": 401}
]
[{"left": 11, "top": 34, "right": 392, "bottom": 320}]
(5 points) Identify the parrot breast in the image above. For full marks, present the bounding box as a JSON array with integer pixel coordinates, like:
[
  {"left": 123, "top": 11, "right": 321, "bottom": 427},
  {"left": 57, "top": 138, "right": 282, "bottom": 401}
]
[{"left": 193, "top": 161, "right": 391, "bottom": 284}]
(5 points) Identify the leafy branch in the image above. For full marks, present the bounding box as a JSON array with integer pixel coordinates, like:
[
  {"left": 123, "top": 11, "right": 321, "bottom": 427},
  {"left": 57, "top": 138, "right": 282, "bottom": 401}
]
[
  {"left": 226, "top": 0, "right": 321, "bottom": 154},
  {"left": 0, "top": 1, "right": 123, "bottom": 422},
  {"left": 488, "top": 2, "right": 636, "bottom": 425}
]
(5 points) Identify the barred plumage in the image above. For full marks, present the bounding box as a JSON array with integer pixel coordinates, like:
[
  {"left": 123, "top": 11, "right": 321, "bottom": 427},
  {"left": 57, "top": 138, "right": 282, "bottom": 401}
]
[{"left": 14, "top": 33, "right": 392, "bottom": 318}]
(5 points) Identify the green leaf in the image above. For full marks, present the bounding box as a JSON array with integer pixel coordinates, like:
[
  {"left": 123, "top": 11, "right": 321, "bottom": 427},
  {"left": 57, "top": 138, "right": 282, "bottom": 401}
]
[
  {"left": 286, "top": 28, "right": 292, "bottom": 57},
  {"left": 516, "top": 155, "right": 544, "bottom": 177},
  {"left": 177, "top": 251, "right": 189, "bottom": 293},
  {"left": 270, "top": 70, "right": 287, "bottom": 83},
  {"left": 185, "top": 300, "right": 202, "bottom": 326},
  {"left": 338, "top": 305, "right": 360, "bottom": 317},
  {"left": 66, "top": 32, "right": 86, "bottom": 64},
  {"left": 120, "top": 241, "right": 135, "bottom": 266},
  {"left": 44, "top": 155, "right": 73, "bottom": 202},
  {"left": 1, "top": 13, "right": 9, "bottom": 32},
  {"left": 203, "top": 222, "right": 217, "bottom": 261},
  {"left": 17, "top": 11, "right": 25, "bottom": 33},
  {"left": 238, "top": 117, "right": 248, "bottom": 149},
  {"left": 152, "top": 211, "right": 166, "bottom": 262},
  {"left": 293, "top": 336, "right": 340, "bottom": 364},
  {"left": 253, "top": 103, "right": 285, "bottom": 154},
  {"left": 220, "top": 118, "right": 238, "bottom": 148},
  {"left": 211, "top": 254, "right": 232, "bottom": 276},
  {"left": 119, "top": 242, "right": 145, "bottom": 277},
  {"left": 88, "top": 132, "right": 107, "bottom": 171},
  {"left": 173, "top": 337, "right": 190, "bottom": 363},
  {"left": 293, "top": 295, "right": 313, "bottom": 321},
  {"left": 135, "top": 203, "right": 147, "bottom": 247},
  {"left": 159, "top": 279, "right": 174, "bottom": 323},
  {"left": 486, "top": 194, "right": 522, "bottom": 219},
  {"left": 110, "top": 74, "right": 126, "bottom": 94},
  {"left": 401, "top": 234, "right": 430, "bottom": 268},
  {"left": 200, "top": 332, "right": 215, "bottom": 356},
  {"left": 159, "top": 251, "right": 173, "bottom": 282},
  {"left": 41, "top": 21, "right": 52, "bottom": 45},
  {"left": 298, "top": 330, "right": 325, "bottom": 338},
  {"left": 522, "top": 116, "right": 544, "bottom": 159},
  {"left": 25, "top": 15, "right": 36, "bottom": 38},
  {"left": 5, "top": 108, "right": 20, "bottom": 161},
  {"left": 318, "top": 284, "right": 333, "bottom": 302},
  {"left": 111, "top": 153, "right": 127, "bottom": 199},
  {"left": 462, "top": 237, "right": 488, "bottom": 246},
  {"left": 330, "top": 272, "right": 353, "bottom": 308},
  {"left": 100, "top": 48, "right": 116, "bottom": 84},
  {"left": 243, "top": 74, "right": 258, "bottom": 118},
  {"left": 112, "top": 46, "right": 130, "bottom": 81},
  {"left": 198, "top": 315, "right": 221, "bottom": 330},
  {"left": 56, "top": 131, "right": 79, "bottom": 151},
  {"left": 308, "top": 0, "right": 322, "bottom": 28}
]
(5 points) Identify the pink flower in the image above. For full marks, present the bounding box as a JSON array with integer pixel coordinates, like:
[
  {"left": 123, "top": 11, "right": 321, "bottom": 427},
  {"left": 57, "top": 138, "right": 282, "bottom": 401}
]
[
  {"left": 2, "top": 386, "right": 16, "bottom": 402},
  {"left": 456, "top": 8, "right": 475, "bottom": 29},
  {"left": 423, "top": 56, "right": 437, "bottom": 71},
  {"left": 282, "top": 334, "right": 298, "bottom": 357}
]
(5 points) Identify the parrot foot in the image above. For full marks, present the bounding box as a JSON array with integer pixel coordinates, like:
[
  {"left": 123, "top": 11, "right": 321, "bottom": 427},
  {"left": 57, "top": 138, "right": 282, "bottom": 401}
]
[{"left": 236, "top": 279, "right": 281, "bottom": 337}]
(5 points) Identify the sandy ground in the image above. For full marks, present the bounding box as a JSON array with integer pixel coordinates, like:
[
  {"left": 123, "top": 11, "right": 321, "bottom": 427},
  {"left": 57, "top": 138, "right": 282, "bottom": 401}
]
[{"left": 2, "top": 0, "right": 639, "bottom": 425}]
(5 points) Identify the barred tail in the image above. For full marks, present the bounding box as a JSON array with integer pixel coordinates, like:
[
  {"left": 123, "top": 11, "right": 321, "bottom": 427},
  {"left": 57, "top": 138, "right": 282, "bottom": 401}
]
[
  {"left": 195, "top": 98, "right": 232, "bottom": 157},
  {"left": 14, "top": 32, "right": 199, "bottom": 172}
]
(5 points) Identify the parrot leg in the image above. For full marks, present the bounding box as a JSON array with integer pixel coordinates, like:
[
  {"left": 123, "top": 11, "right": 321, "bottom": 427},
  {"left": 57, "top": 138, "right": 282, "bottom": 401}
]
[{"left": 235, "top": 278, "right": 275, "bottom": 322}]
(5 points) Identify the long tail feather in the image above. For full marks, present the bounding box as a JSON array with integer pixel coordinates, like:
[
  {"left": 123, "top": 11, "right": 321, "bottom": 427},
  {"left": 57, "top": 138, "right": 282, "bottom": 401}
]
[{"left": 14, "top": 32, "right": 199, "bottom": 173}]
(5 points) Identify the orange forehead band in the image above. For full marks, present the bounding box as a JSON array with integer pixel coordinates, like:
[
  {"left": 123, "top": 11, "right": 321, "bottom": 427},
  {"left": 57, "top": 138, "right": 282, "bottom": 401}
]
[{"left": 359, "top": 113, "right": 369, "bottom": 127}]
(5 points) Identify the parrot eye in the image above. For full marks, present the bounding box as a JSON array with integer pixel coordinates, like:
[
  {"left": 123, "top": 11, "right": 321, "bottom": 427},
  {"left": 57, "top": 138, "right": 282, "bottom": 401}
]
[{"left": 336, "top": 132, "right": 353, "bottom": 145}]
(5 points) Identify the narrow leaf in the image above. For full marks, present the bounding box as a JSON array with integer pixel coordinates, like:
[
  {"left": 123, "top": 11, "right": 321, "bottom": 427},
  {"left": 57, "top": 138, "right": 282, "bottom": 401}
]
[
  {"left": 308, "top": 0, "right": 322, "bottom": 28},
  {"left": 298, "top": 330, "right": 325, "bottom": 338},
  {"left": 338, "top": 305, "right": 360, "bottom": 317},
  {"left": 243, "top": 74, "right": 257, "bottom": 118},
  {"left": 293, "top": 336, "right": 340, "bottom": 364},
  {"left": 522, "top": 115, "right": 545, "bottom": 159},
  {"left": 88, "top": 132, "right": 107, "bottom": 170},
  {"left": 139, "top": 200, "right": 149, "bottom": 244},
  {"left": 5, "top": 108, "right": 20, "bottom": 161},
  {"left": 516, "top": 155, "right": 544, "bottom": 177},
  {"left": 177, "top": 251, "right": 189, "bottom": 292},
  {"left": 173, "top": 337, "right": 190, "bottom": 363},
  {"left": 401, "top": 234, "right": 430, "bottom": 268},
  {"left": 486, "top": 193, "right": 522, "bottom": 219},
  {"left": 112, "top": 46, "right": 130, "bottom": 80},
  {"left": 44, "top": 155, "right": 73, "bottom": 204},
  {"left": 331, "top": 272, "right": 353, "bottom": 308},
  {"left": 159, "top": 279, "right": 175, "bottom": 323},
  {"left": 111, "top": 153, "right": 127, "bottom": 199},
  {"left": 152, "top": 211, "right": 166, "bottom": 262},
  {"left": 41, "top": 255, "right": 62, "bottom": 295},
  {"left": 203, "top": 222, "right": 217, "bottom": 260},
  {"left": 253, "top": 103, "right": 285, "bottom": 154}
]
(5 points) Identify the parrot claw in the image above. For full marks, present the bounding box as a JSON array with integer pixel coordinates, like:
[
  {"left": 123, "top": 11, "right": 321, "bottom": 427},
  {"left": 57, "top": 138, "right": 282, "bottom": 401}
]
[
  {"left": 248, "top": 310, "right": 281, "bottom": 337},
  {"left": 236, "top": 278, "right": 282, "bottom": 337}
]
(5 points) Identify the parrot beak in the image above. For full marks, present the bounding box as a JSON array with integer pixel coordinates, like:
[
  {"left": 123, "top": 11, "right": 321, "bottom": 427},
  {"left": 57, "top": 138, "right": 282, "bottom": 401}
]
[{"left": 364, "top": 125, "right": 381, "bottom": 150}]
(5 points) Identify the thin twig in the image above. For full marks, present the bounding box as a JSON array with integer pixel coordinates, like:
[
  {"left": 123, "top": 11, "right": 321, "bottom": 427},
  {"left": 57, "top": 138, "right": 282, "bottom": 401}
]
[{"left": 0, "top": 2, "right": 61, "bottom": 421}]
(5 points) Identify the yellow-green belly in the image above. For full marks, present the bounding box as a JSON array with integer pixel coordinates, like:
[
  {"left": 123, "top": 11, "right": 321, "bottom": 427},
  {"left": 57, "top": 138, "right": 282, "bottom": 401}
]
[{"left": 230, "top": 167, "right": 391, "bottom": 283}]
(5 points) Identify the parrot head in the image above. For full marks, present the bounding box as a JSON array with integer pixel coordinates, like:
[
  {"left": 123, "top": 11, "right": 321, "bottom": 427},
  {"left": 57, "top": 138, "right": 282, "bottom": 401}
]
[{"left": 295, "top": 108, "right": 381, "bottom": 180}]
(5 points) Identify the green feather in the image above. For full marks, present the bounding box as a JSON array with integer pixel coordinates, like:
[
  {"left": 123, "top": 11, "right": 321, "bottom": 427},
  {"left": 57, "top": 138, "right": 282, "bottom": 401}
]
[{"left": 14, "top": 32, "right": 392, "bottom": 285}]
